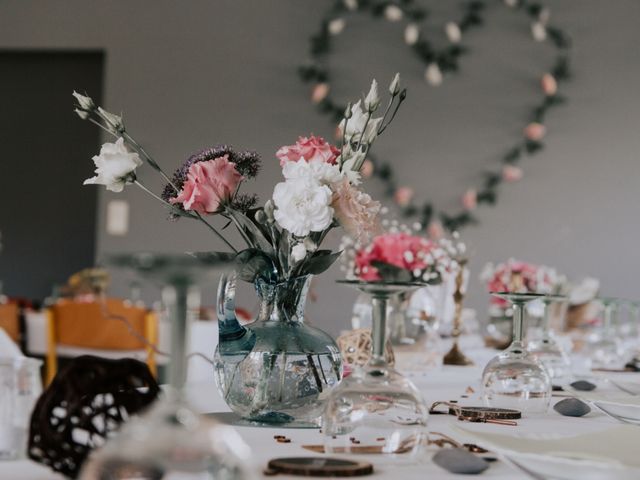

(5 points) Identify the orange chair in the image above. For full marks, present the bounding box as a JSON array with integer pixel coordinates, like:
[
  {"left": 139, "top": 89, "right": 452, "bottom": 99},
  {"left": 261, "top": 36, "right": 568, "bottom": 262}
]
[
  {"left": 0, "top": 303, "right": 21, "bottom": 343},
  {"left": 45, "top": 298, "right": 158, "bottom": 385}
]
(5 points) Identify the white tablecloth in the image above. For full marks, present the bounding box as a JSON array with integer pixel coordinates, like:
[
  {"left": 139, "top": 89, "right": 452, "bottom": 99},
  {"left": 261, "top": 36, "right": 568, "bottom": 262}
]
[{"left": 2, "top": 338, "right": 637, "bottom": 479}]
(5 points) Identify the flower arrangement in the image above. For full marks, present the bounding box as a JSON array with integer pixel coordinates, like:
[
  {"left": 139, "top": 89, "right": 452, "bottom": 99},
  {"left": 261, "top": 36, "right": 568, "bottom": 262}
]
[
  {"left": 74, "top": 75, "right": 406, "bottom": 283},
  {"left": 480, "top": 259, "right": 562, "bottom": 307}
]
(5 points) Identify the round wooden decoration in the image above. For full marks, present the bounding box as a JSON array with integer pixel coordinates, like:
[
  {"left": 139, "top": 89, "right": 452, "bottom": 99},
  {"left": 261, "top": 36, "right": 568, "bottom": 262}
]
[{"left": 265, "top": 457, "right": 373, "bottom": 477}]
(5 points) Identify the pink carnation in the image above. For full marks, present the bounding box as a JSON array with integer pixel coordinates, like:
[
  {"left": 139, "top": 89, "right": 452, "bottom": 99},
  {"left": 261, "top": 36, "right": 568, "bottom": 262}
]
[
  {"left": 332, "top": 178, "right": 381, "bottom": 242},
  {"left": 355, "top": 233, "right": 439, "bottom": 281},
  {"left": 276, "top": 135, "right": 340, "bottom": 166},
  {"left": 170, "top": 155, "right": 243, "bottom": 214}
]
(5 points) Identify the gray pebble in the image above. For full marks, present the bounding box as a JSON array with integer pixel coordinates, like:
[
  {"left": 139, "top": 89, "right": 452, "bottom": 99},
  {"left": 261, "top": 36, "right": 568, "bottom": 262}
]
[
  {"left": 570, "top": 380, "right": 596, "bottom": 391},
  {"left": 554, "top": 398, "right": 591, "bottom": 417},
  {"left": 433, "top": 448, "right": 489, "bottom": 475}
]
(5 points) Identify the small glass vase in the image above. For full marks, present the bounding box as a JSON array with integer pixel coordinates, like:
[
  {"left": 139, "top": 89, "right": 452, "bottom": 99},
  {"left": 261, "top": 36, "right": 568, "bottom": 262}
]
[
  {"left": 214, "top": 274, "right": 342, "bottom": 427},
  {"left": 322, "top": 281, "right": 429, "bottom": 461}
]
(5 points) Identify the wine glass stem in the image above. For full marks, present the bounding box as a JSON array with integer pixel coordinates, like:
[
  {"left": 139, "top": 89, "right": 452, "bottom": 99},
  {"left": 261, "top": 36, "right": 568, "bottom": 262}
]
[
  {"left": 371, "top": 295, "right": 388, "bottom": 364},
  {"left": 163, "top": 283, "right": 201, "bottom": 391},
  {"left": 512, "top": 301, "right": 526, "bottom": 348},
  {"left": 542, "top": 301, "right": 551, "bottom": 339}
]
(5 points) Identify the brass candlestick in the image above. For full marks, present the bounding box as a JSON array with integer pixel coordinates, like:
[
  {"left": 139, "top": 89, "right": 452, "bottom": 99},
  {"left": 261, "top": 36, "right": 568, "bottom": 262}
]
[{"left": 443, "top": 259, "right": 474, "bottom": 366}]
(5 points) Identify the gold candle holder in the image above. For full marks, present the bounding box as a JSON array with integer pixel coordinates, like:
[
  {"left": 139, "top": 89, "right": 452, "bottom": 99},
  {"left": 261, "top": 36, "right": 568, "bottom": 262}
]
[{"left": 443, "top": 258, "right": 474, "bottom": 366}]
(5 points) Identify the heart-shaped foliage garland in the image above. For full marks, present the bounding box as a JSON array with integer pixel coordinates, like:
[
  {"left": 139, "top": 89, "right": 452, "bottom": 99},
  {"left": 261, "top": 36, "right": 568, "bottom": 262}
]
[{"left": 298, "top": 0, "right": 571, "bottom": 233}]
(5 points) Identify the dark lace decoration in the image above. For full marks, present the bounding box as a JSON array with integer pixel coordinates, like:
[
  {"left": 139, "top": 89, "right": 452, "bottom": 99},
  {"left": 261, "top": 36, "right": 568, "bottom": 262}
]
[{"left": 28, "top": 355, "right": 160, "bottom": 479}]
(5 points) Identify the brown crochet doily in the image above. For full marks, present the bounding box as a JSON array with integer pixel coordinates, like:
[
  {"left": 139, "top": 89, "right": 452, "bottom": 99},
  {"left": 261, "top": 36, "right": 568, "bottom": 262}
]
[{"left": 28, "top": 355, "right": 160, "bottom": 478}]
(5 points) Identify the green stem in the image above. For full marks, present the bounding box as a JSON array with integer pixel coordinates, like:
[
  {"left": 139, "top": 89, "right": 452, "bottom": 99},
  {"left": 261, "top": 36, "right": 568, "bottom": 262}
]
[{"left": 194, "top": 211, "right": 238, "bottom": 253}]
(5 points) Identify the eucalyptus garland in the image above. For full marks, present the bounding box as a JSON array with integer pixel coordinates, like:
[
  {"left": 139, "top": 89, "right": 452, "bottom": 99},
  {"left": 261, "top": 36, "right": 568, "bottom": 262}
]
[{"left": 298, "top": 0, "right": 571, "bottom": 232}]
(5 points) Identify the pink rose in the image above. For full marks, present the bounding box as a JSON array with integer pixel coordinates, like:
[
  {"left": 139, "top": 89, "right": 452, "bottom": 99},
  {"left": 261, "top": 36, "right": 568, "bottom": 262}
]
[
  {"left": 332, "top": 178, "right": 381, "bottom": 242},
  {"left": 276, "top": 135, "right": 340, "bottom": 166},
  {"left": 524, "top": 122, "right": 546, "bottom": 141},
  {"left": 502, "top": 165, "right": 523, "bottom": 182},
  {"left": 170, "top": 154, "right": 243, "bottom": 214},
  {"left": 462, "top": 189, "right": 477, "bottom": 210},
  {"left": 394, "top": 187, "right": 414, "bottom": 207},
  {"left": 541, "top": 73, "right": 557, "bottom": 96}
]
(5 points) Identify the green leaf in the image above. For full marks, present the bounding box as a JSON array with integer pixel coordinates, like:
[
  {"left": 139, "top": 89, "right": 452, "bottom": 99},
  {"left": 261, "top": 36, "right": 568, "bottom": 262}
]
[
  {"left": 234, "top": 249, "right": 277, "bottom": 283},
  {"left": 370, "top": 261, "right": 413, "bottom": 283},
  {"left": 228, "top": 209, "right": 274, "bottom": 255},
  {"left": 302, "top": 250, "right": 342, "bottom": 275}
]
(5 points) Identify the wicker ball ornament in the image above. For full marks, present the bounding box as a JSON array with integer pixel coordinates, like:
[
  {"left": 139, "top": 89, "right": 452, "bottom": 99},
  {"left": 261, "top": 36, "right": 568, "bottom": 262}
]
[
  {"left": 337, "top": 328, "right": 395, "bottom": 367},
  {"left": 28, "top": 355, "right": 160, "bottom": 478}
]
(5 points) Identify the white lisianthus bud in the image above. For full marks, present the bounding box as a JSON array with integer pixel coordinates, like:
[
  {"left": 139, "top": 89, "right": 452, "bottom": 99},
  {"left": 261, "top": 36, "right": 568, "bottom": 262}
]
[
  {"left": 254, "top": 209, "right": 267, "bottom": 224},
  {"left": 72, "top": 91, "right": 95, "bottom": 110},
  {"left": 425, "top": 63, "right": 443, "bottom": 86},
  {"left": 389, "top": 73, "right": 401, "bottom": 96},
  {"left": 343, "top": 102, "right": 353, "bottom": 119},
  {"left": 303, "top": 237, "right": 318, "bottom": 253},
  {"left": 363, "top": 79, "right": 380, "bottom": 111},
  {"left": 531, "top": 22, "right": 547, "bottom": 42},
  {"left": 264, "top": 200, "right": 275, "bottom": 220},
  {"left": 98, "top": 107, "right": 124, "bottom": 132},
  {"left": 328, "top": 18, "right": 346, "bottom": 35},
  {"left": 75, "top": 108, "right": 90, "bottom": 120},
  {"left": 384, "top": 5, "right": 403, "bottom": 22},
  {"left": 503, "top": 0, "right": 518, "bottom": 7},
  {"left": 291, "top": 243, "right": 308, "bottom": 263},
  {"left": 404, "top": 23, "right": 419, "bottom": 45},
  {"left": 445, "top": 22, "right": 462, "bottom": 43}
]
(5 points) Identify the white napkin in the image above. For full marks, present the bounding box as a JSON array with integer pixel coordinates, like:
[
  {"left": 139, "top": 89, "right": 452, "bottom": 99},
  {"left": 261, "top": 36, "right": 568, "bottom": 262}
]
[{"left": 0, "top": 327, "right": 22, "bottom": 358}]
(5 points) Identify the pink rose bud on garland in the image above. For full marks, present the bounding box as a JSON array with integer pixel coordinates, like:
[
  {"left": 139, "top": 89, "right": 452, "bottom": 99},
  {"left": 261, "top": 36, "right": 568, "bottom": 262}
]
[
  {"left": 427, "top": 220, "right": 445, "bottom": 240},
  {"left": 541, "top": 73, "right": 557, "bottom": 96},
  {"left": 524, "top": 122, "right": 546, "bottom": 141},
  {"left": 502, "top": 165, "right": 523, "bottom": 182},
  {"left": 394, "top": 186, "right": 414, "bottom": 207},
  {"left": 311, "top": 83, "right": 330, "bottom": 104},
  {"left": 360, "top": 159, "right": 374, "bottom": 178},
  {"left": 462, "top": 189, "right": 477, "bottom": 211}
]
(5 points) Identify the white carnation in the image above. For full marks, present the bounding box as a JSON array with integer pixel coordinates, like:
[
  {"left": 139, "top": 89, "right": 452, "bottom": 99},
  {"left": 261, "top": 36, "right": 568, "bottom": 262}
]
[
  {"left": 272, "top": 179, "right": 334, "bottom": 236},
  {"left": 282, "top": 159, "right": 343, "bottom": 185},
  {"left": 83, "top": 137, "right": 142, "bottom": 192}
]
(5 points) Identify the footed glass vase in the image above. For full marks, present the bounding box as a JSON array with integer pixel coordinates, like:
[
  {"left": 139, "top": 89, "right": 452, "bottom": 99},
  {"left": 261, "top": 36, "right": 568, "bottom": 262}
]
[{"left": 214, "top": 274, "right": 342, "bottom": 427}]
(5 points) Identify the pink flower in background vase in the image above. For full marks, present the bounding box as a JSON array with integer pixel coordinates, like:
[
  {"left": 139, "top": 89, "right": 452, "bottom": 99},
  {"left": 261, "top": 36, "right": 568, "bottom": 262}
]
[
  {"left": 276, "top": 135, "right": 340, "bottom": 166},
  {"left": 427, "top": 220, "right": 445, "bottom": 240},
  {"left": 394, "top": 186, "right": 414, "bottom": 207},
  {"left": 332, "top": 177, "right": 381, "bottom": 241},
  {"left": 311, "top": 83, "right": 330, "bottom": 104},
  {"left": 462, "top": 189, "right": 477, "bottom": 210},
  {"left": 360, "top": 159, "right": 374, "bottom": 178},
  {"left": 541, "top": 73, "right": 557, "bottom": 96},
  {"left": 170, "top": 155, "right": 243, "bottom": 214},
  {"left": 524, "top": 122, "right": 546, "bottom": 141},
  {"left": 502, "top": 165, "right": 523, "bottom": 182}
]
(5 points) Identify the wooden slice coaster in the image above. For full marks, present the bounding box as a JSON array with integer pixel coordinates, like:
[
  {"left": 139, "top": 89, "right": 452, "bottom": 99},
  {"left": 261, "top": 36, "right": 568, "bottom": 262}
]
[{"left": 265, "top": 457, "right": 373, "bottom": 477}]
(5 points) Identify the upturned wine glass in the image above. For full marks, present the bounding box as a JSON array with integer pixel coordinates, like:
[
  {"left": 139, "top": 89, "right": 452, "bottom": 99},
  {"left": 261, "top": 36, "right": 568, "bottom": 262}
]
[
  {"left": 586, "top": 297, "right": 625, "bottom": 370},
  {"left": 527, "top": 295, "right": 571, "bottom": 382},
  {"left": 80, "top": 253, "right": 253, "bottom": 480},
  {"left": 482, "top": 292, "right": 551, "bottom": 414},
  {"left": 322, "top": 281, "right": 429, "bottom": 462}
]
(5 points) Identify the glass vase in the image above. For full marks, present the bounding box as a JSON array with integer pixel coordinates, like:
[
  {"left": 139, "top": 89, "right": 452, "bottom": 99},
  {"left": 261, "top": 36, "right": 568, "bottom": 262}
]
[{"left": 214, "top": 274, "right": 342, "bottom": 427}]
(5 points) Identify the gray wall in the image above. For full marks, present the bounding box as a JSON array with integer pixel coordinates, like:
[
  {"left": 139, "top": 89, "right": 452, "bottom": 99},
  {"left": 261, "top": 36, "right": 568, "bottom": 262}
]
[{"left": 2, "top": 1, "right": 639, "bottom": 334}]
